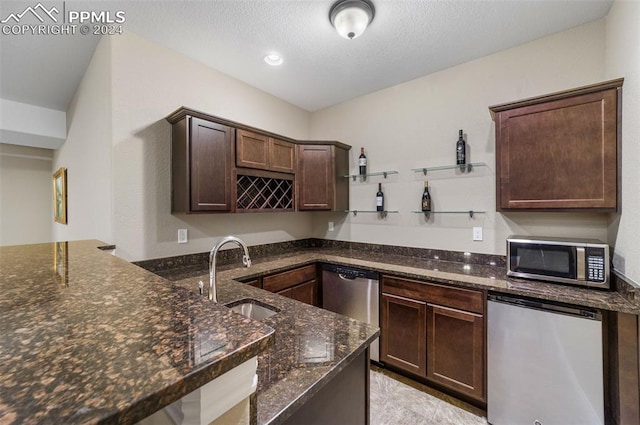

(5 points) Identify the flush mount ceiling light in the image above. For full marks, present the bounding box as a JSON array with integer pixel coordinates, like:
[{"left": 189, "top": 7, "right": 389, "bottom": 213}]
[
  {"left": 329, "top": 0, "right": 375, "bottom": 40},
  {"left": 264, "top": 53, "right": 283, "bottom": 66}
]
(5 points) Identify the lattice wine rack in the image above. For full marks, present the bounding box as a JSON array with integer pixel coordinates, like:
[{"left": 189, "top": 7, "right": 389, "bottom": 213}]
[{"left": 236, "top": 174, "right": 294, "bottom": 211}]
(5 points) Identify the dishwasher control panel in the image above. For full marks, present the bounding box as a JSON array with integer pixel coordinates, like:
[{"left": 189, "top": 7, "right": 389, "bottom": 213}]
[{"left": 321, "top": 264, "right": 379, "bottom": 280}]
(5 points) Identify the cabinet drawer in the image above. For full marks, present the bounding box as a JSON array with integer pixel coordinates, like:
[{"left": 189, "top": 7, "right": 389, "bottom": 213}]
[
  {"left": 382, "top": 275, "right": 483, "bottom": 314},
  {"left": 263, "top": 264, "right": 317, "bottom": 293}
]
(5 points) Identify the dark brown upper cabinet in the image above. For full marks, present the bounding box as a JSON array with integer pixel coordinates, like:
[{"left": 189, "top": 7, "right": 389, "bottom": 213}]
[
  {"left": 167, "top": 107, "right": 351, "bottom": 213},
  {"left": 236, "top": 130, "right": 296, "bottom": 174},
  {"left": 489, "top": 78, "right": 623, "bottom": 212},
  {"left": 169, "top": 115, "right": 235, "bottom": 213},
  {"left": 269, "top": 138, "right": 296, "bottom": 174},
  {"left": 296, "top": 143, "right": 350, "bottom": 211}
]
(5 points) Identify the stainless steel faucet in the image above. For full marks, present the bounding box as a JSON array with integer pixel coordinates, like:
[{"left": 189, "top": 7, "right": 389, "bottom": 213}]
[{"left": 206, "top": 236, "right": 251, "bottom": 302}]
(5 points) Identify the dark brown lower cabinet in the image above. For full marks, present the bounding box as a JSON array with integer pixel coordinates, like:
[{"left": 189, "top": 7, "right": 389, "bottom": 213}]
[
  {"left": 264, "top": 264, "right": 320, "bottom": 307},
  {"left": 381, "top": 293, "right": 427, "bottom": 377},
  {"left": 426, "top": 304, "right": 484, "bottom": 401},
  {"left": 277, "top": 280, "right": 318, "bottom": 306},
  {"left": 380, "top": 274, "right": 486, "bottom": 404}
]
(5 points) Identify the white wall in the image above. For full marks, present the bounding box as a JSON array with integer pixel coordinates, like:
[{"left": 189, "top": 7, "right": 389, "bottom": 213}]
[
  {"left": 52, "top": 36, "right": 113, "bottom": 244},
  {"left": 0, "top": 99, "right": 66, "bottom": 149},
  {"left": 109, "top": 32, "right": 312, "bottom": 261},
  {"left": 0, "top": 144, "right": 53, "bottom": 246},
  {"left": 605, "top": 0, "right": 640, "bottom": 283},
  {"left": 309, "top": 19, "right": 609, "bottom": 255}
]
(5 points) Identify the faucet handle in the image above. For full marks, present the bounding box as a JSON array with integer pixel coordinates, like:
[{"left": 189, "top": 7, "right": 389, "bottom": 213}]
[{"left": 242, "top": 255, "right": 252, "bottom": 267}]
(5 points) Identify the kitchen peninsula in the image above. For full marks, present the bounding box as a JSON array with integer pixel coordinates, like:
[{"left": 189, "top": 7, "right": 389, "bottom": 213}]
[
  {"left": 2, "top": 238, "right": 638, "bottom": 425},
  {"left": 0, "top": 240, "right": 378, "bottom": 425},
  {"left": 148, "top": 237, "right": 640, "bottom": 424}
]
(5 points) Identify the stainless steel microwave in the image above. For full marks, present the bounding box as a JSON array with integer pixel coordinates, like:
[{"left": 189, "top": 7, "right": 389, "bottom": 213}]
[{"left": 507, "top": 236, "right": 610, "bottom": 289}]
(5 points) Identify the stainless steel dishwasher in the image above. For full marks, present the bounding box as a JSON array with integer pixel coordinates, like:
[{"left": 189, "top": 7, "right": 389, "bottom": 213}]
[
  {"left": 322, "top": 264, "right": 380, "bottom": 362},
  {"left": 488, "top": 293, "right": 604, "bottom": 425}
]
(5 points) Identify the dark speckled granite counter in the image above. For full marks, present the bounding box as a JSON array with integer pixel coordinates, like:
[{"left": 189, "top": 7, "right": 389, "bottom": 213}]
[
  {"left": 172, "top": 264, "right": 379, "bottom": 425},
  {"left": 162, "top": 244, "right": 638, "bottom": 425},
  {"left": 0, "top": 240, "right": 274, "bottom": 425},
  {"left": 166, "top": 247, "right": 639, "bottom": 315}
]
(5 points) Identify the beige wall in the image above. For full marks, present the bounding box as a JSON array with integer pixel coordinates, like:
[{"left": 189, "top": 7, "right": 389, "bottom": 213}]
[
  {"left": 605, "top": 0, "right": 640, "bottom": 283},
  {"left": 0, "top": 144, "right": 53, "bottom": 245},
  {"left": 29, "top": 9, "right": 637, "bottom": 271},
  {"left": 309, "top": 19, "right": 609, "bottom": 255},
  {"left": 53, "top": 36, "right": 113, "bottom": 244},
  {"left": 109, "top": 32, "right": 312, "bottom": 261}
]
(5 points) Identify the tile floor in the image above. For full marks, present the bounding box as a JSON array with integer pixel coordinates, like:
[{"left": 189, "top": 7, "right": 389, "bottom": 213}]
[{"left": 370, "top": 366, "right": 488, "bottom": 425}]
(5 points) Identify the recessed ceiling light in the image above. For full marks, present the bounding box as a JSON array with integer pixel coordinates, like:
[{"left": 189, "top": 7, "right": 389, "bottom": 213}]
[{"left": 264, "top": 54, "right": 283, "bottom": 66}]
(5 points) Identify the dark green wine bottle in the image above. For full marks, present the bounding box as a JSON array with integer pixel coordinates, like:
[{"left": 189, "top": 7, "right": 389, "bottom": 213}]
[
  {"left": 376, "top": 183, "right": 384, "bottom": 212},
  {"left": 421, "top": 181, "right": 431, "bottom": 212}
]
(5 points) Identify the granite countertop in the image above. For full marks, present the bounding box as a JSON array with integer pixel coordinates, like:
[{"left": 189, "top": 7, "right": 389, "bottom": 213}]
[
  {"left": 169, "top": 247, "right": 640, "bottom": 315},
  {"left": 0, "top": 240, "right": 275, "bottom": 425},
  {"left": 173, "top": 268, "right": 379, "bottom": 425},
  {"left": 6, "top": 239, "right": 633, "bottom": 425},
  {"left": 165, "top": 244, "right": 638, "bottom": 425}
]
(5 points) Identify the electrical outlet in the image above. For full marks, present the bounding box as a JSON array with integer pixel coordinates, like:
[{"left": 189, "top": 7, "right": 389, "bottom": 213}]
[
  {"left": 178, "top": 229, "right": 188, "bottom": 244},
  {"left": 328, "top": 221, "right": 334, "bottom": 232},
  {"left": 473, "top": 227, "right": 483, "bottom": 241}
]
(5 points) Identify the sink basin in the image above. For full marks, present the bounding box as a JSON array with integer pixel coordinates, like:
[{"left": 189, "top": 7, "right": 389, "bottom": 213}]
[{"left": 226, "top": 299, "right": 279, "bottom": 321}]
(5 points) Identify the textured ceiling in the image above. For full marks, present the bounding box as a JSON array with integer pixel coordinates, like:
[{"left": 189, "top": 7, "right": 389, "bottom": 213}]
[{"left": 0, "top": 0, "right": 613, "bottom": 112}]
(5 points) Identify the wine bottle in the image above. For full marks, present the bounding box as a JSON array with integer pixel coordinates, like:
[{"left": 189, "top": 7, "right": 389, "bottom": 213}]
[
  {"left": 421, "top": 181, "right": 431, "bottom": 212},
  {"left": 359, "top": 147, "right": 367, "bottom": 176},
  {"left": 456, "top": 129, "right": 466, "bottom": 166},
  {"left": 376, "top": 183, "right": 384, "bottom": 212}
]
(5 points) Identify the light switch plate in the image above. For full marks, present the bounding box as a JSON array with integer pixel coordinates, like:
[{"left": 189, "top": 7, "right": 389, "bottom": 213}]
[
  {"left": 473, "top": 227, "right": 483, "bottom": 241},
  {"left": 328, "top": 221, "right": 334, "bottom": 232},
  {"left": 178, "top": 229, "right": 188, "bottom": 243}
]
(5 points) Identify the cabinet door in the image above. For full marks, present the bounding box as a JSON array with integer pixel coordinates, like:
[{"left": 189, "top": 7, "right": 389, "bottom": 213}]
[
  {"left": 293, "top": 280, "right": 319, "bottom": 306},
  {"left": 494, "top": 85, "right": 619, "bottom": 211},
  {"left": 276, "top": 280, "right": 318, "bottom": 306},
  {"left": 263, "top": 265, "right": 317, "bottom": 293},
  {"left": 297, "top": 145, "right": 334, "bottom": 210},
  {"left": 381, "top": 293, "right": 427, "bottom": 377},
  {"left": 237, "top": 129, "right": 269, "bottom": 170},
  {"left": 269, "top": 138, "right": 295, "bottom": 173},
  {"left": 426, "top": 304, "right": 484, "bottom": 401},
  {"left": 189, "top": 117, "right": 234, "bottom": 211},
  {"left": 277, "top": 287, "right": 294, "bottom": 299},
  {"left": 244, "top": 279, "right": 262, "bottom": 288}
]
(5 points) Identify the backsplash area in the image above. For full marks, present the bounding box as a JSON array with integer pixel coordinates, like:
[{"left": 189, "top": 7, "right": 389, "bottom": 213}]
[{"left": 133, "top": 238, "right": 506, "bottom": 279}]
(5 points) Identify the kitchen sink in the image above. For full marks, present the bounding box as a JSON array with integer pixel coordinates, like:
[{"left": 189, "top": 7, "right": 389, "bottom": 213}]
[{"left": 226, "top": 299, "right": 279, "bottom": 321}]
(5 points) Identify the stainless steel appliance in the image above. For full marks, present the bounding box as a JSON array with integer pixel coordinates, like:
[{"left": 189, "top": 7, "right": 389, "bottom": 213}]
[
  {"left": 507, "top": 235, "right": 610, "bottom": 289},
  {"left": 488, "top": 294, "right": 604, "bottom": 425},
  {"left": 321, "top": 264, "right": 379, "bottom": 362}
]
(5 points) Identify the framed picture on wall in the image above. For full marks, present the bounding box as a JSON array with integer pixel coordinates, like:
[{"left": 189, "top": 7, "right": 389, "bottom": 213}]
[{"left": 53, "top": 167, "right": 67, "bottom": 224}]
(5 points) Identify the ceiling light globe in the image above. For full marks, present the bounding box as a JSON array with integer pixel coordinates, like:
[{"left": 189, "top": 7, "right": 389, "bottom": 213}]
[{"left": 330, "top": 0, "right": 375, "bottom": 40}]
